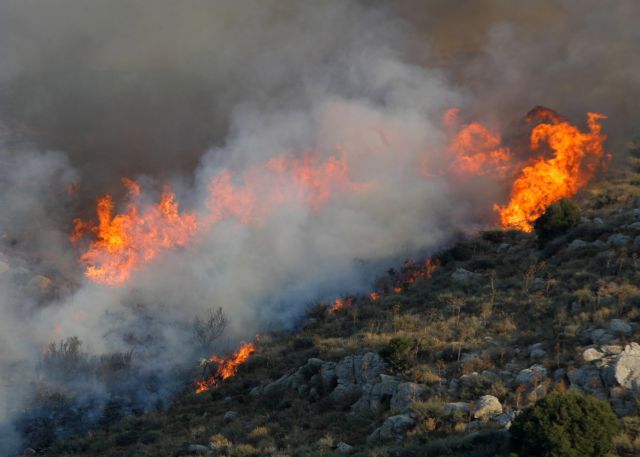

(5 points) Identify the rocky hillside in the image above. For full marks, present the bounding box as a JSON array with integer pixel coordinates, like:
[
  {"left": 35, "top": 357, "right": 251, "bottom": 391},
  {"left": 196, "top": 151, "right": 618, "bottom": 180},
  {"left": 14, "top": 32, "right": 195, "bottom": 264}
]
[{"left": 42, "top": 161, "right": 640, "bottom": 457}]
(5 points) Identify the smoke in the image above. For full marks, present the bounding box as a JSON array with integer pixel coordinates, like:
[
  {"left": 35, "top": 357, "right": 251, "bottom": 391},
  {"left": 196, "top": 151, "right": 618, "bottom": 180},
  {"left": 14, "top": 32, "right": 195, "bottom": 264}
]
[{"left": 0, "top": 0, "right": 638, "bottom": 453}]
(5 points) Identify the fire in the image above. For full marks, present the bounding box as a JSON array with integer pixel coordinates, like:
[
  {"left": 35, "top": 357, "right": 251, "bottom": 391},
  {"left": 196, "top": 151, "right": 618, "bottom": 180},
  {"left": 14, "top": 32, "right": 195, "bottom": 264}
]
[
  {"left": 72, "top": 178, "right": 198, "bottom": 285},
  {"left": 448, "top": 122, "right": 511, "bottom": 176},
  {"left": 497, "top": 107, "right": 607, "bottom": 231},
  {"left": 74, "top": 152, "right": 362, "bottom": 285},
  {"left": 328, "top": 297, "right": 353, "bottom": 314},
  {"left": 370, "top": 292, "right": 380, "bottom": 301},
  {"left": 195, "top": 342, "right": 256, "bottom": 394}
]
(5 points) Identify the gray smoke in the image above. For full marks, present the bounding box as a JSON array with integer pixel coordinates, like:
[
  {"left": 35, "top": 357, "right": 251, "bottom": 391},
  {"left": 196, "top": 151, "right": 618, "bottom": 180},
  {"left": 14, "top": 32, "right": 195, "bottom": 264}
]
[{"left": 0, "top": 0, "right": 638, "bottom": 453}]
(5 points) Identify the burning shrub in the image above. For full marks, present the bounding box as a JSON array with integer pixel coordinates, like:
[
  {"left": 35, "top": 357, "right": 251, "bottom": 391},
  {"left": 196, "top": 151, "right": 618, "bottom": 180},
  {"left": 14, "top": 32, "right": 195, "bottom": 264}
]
[
  {"left": 533, "top": 199, "right": 581, "bottom": 245},
  {"left": 381, "top": 336, "right": 417, "bottom": 374},
  {"left": 193, "top": 307, "right": 228, "bottom": 353},
  {"left": 510, "top": 391, "right": 619, "bottom": 457}
]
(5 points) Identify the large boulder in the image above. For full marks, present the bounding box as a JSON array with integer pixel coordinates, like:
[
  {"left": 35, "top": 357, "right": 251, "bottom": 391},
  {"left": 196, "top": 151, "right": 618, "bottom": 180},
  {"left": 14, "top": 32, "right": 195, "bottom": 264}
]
[
  {"left": 583, "top": 347, "right": 605, "bottom": 362},
  {"left": 351, "top": 376, "right": 399, "bottom": 413},
  {"left": 612, "top": 343, "right": 640, "bottom": 389},
  {"left": 515, "top": 365, "right": 547, "bottom": 387},
  {"left": 473, "top": 395, "right": 502, "bottom": 419},
  {"left": 569, "top": 366, "right": 604, "bottom": 395}
]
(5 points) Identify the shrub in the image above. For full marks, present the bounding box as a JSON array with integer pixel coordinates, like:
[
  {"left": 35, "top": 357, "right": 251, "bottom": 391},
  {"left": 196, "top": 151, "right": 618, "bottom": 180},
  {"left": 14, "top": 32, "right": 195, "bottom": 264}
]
[
  {"left": 510, "top": 391, "right": 619, "bottom": 457},
  {"left": 533, "top": 200, "right": 580, "bottom": 244},
  {"left": 381, "top": 336, "right": 416, "bottom": 373}
]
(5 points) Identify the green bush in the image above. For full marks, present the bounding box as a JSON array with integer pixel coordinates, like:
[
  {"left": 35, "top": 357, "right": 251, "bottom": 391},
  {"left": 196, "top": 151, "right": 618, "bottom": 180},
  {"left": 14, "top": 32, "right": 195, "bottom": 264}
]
[
  {"left": 381, "top": 336, "right": 416, "bottom": 373},
  {"left": 533, "top": 200, "right": 580, "bottom": 244},
  {"left": 510, "top": 391, "right": 619, "bottom": 457}
]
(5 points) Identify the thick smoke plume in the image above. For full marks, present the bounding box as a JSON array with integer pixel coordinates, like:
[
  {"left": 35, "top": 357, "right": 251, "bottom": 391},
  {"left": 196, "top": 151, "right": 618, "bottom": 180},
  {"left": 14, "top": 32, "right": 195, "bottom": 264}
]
[{"left": 0, "top": 0, "right": 638, "bottom": 453}]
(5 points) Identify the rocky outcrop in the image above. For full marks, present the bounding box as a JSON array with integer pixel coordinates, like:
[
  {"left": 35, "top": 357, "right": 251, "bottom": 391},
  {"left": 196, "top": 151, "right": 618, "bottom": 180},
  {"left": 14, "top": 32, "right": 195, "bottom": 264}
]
[
  {"left": 473, "top": 395, "right": 502, "bottom": 419},
  {"left": 367, "top": 414, "right": 415, "bottom": 443}
]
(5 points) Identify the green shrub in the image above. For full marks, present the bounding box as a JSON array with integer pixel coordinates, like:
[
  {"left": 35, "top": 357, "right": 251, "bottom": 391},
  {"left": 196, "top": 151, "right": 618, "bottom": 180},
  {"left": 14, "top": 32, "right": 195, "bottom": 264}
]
[
  {"left": 533, "top": 200, "right": 580, "bottom": 244},
  {"left": 510, "top": 391, "right": 619, "bottom": 457},
  {"left": 381, "top": 336, "right": 416, "bottom": 373}
]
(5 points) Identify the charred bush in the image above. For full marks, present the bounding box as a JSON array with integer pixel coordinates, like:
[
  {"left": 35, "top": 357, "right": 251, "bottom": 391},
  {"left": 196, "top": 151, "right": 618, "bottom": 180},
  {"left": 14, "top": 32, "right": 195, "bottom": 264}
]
[{"left": 193, "top": 307, "right": 228, "bottom": 353}]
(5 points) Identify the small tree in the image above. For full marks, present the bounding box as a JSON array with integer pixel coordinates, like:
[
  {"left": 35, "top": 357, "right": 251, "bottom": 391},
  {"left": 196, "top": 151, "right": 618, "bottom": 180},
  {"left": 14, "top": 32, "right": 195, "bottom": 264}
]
[
  {"left": 533, "top": 199, "right": 580, "bottom": 245},
  {"left": 510, "top": 391, "right": 619, "bottom": 457},
  {"left": 193, "top": 307, "right": 228, "bottom": 353},
  {"left": 381, "top": 336, "right": 416, "bottom": 373}
]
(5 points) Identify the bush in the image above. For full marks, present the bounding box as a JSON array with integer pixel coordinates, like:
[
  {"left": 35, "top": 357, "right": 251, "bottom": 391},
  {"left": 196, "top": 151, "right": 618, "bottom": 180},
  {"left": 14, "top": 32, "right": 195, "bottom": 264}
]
[
  {"left": 533, "top": 200, "right": 580, "bottom": 244},
  {"left": 381, "top": 336, "right": 416, "bottom": 373},
  {"left": 510, "top": 391, "right": 619, "bottom": 457}
]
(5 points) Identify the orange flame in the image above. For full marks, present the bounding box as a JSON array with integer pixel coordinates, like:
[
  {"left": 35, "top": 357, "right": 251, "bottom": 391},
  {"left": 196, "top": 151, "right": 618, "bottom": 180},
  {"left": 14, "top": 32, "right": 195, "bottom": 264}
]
[
  {"left": 72, "top": 178, "right": 198, "bottom": 285},
  {"left": 448, "top": 122, "right": 511, "bottom": 176},
  {"left": 74, "top": 152, "right": 363, "bottom": 285},
  {"left": 195, "top": 342, "right": 256, "bottom": 394},
  {"left": 497, "top": 108, "right": 607, "bottom": 231},
  {"left": 370, "top": 292, "right": 380, "bottom": 301},
  {"left": 328, "top": 297, "right": 353, "bottom": 314}
]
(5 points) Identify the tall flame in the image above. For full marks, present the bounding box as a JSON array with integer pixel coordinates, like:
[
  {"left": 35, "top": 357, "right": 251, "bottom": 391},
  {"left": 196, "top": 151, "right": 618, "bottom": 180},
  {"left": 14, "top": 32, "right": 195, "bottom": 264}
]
[
  {"left": 195, "top": 342, "right": 256, "bottom": 394},
  {"left": 497, "top": 107, "right": 607, "bottom": 231}
]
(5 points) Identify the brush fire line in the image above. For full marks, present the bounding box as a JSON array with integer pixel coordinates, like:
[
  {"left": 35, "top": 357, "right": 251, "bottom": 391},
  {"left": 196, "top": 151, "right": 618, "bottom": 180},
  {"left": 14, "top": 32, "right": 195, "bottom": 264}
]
[
  {"left": 72, "top": 107, "right": 607, "bottom": 285},
  {"left": 195, "top": 342, "right": 256, "bottom": 394}
]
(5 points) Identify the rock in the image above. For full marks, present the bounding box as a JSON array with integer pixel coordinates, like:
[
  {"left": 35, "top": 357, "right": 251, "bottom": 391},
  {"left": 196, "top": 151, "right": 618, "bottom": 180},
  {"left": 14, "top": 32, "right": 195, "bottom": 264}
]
[
  {"left": 443, "top": 402, "right": 471, "bottom": 416},
  {"left": 351, "top": 378, "right": 399, "bottom": 413},
  {"left": 593, "top": 217, "right": 604, "bottom": 225},
  {"left": 495, "top": 411, "right": 516, "bottom": 428},
  {"left": 223, "top": 411, "right": 237, "bottom": 422},
  {"left": 187, "top": 444, "right": 210, "bottom": 455},
  {"left": 336, "top": 442, "right": 353, "bottom": 455},
  {"left": 608, "top": 233, "right": 631, "bottom": 247},
  {"left": 474, "top": 395, "right": 502, "bottom": 419},
  {"left": 334, "top": 352, "right": 385, "bottom": 386},
  {"left": 602, "top": 345, "right": 623, "bottom": 355},
  {"left": 451, "top": 268, "right": 481, "bottom": 286},
  {"left": 367, "top": 414, "right": 415, "bottom": 443},
  {"left": 583, "top": 347, "right": 605, "bottom": 362},
  {"left": 528, "top": 343, "right": 546, "bottom": 361},
  {"left": 553, "top": 368, "right": 567, "bottom": 381},
  {"left": 569, "top": 366, "right": 604, "bottom": 395},
  {"left": 330, "top": 383, "right": 362, "bottom": 406},
  {"left": 567, "top": 239, "right": 589, "bottom": 251},
  {"left": 497, "top": 243, "right": 511, "bottom": 253},
  {"left": 390, "top": 382, "right": 427, "bottom": 413},
  {"left": 590, "top": 328, "right": 615, "bottom": 344},
  {"left": 612, "top": 343, "right": 640, "bottom": 389},
  {"left": 610, "top": 319, "right": 632, "bottom": 336},
  {"left": 515, "top": 365, "right": 547, "bottom": 386},
  {"left": 320, "top": 362, "right": 337, "bottom": 391}
]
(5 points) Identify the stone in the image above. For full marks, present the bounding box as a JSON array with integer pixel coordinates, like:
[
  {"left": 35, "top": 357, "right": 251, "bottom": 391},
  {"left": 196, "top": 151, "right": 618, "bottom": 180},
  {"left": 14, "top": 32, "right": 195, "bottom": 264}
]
[
  {"left": 367, "top": 414, "right": 415, "bottom": 443},
  {"left": 187, "top": 444, "right": 210, "bottom": 455},
  {"left": 351, "top": 378, "right": 399, "bottom": 413},
  {"left": 602, "top": 345, "right": 623, "bottom": 355},
  {"left": 390, "top": 382, "right": 427, "bottom": 413},
  {"left": 451, "top": 268, "right": 481, "bottom": 286},
  {"left": 443, "top": 402, "right": 471, "bottom": 415},
  {"left": 474, "top": 395, "right": 502, "bottom": 419},
  {"left": 608, "top": 233, "right": 631, "bottom": 247},
  {"left": 223, "top": 411, "right": 237, "bottom": 422},
  {"left": 583, "top": 347, "right": 605, "bottom": 362},
  {"left": 610, "top": 319, "right": 632, "bottom": 336},
  {"left": 590, "top": 328, "right": 615, "bottom": 344},
  {"left": 612, "top": 343, "right": 640, "bottom": 389},
  {"left": 495, "top": 411, "right": 516, "bottom": 428},
  {"left": 336, "top": 442, "right": 353, "bottom": 455},
  {"left": 515, "top": 365, "right": 547, "bottom": 386},
  {"left": 553, "top": 368, "right": 567, "bottom": 381},
  {"left": 567, "top": 239, "right": 589, "bottom": 251},
  {"left": 569, "top": 366, "right": 604, "bottom": 395},
  {"left": 329, "top": 383, "right": 362, "bottom": 406},
  {"left": 320, "top": 362, "right": 337, "bottom": 391}
]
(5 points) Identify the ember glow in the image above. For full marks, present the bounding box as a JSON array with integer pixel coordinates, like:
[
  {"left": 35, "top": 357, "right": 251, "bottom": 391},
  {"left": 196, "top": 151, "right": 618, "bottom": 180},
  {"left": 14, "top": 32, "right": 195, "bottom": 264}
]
[
  {"left": 328, "top": 297, "right": 353, "bottom": 314},
  {"left": 195, "top": 342, "right": 256, "bottom": 394},
  {"left": 497, "top": 107, "right": 608, "bottom": 231}
]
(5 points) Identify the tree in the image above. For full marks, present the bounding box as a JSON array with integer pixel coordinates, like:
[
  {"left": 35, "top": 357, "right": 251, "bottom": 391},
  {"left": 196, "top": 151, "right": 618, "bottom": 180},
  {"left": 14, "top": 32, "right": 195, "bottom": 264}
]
[
  {"left": 510, "top": 391, "right": 619, "bottom": 457},
  {"left": 533, "top": 199, "right": 580, "bottom": 245},
  {"left": 193, "top": 307, "right": 228, "bottom": 353}
]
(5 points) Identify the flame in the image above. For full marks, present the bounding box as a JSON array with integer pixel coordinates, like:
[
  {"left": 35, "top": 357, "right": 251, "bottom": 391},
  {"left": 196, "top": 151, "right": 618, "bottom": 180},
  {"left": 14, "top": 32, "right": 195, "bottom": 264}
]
[
  {"left": 328, "top": 297, "right": 353, "bottom": 314},
  {"left": 74, "top": 152, "right": 363, "bottom": 285},
  {"left": 195, "top": 342, "right": 256, "bottom": 394},
  {"left": 497, "top": 107, "right": 607, "bottom": 231},
  {"left": 370, "top": 292, "right": 380, "bottom": 301},
  {"left": 72, "top": 178, "right": 198, "bottom": 285},
  {"left": 448, "top": 122, "right": 511, "bottom": 176}
]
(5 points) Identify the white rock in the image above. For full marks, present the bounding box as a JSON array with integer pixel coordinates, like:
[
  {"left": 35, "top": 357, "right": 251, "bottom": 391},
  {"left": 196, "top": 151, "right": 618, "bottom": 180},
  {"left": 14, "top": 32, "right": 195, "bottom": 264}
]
[
  {"left": 474, "top": 395, "right": 502, "bottom": 419},
  {"left": 583, "top": 347, "right": 605, "bottom": 362}
]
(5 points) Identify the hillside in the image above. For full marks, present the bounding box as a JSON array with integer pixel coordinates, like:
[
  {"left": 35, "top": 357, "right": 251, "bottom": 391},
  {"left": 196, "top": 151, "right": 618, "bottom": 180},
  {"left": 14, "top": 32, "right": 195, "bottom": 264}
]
[{"left": 41, "top": 150, "right": 640, "bottom": 457}]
